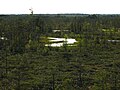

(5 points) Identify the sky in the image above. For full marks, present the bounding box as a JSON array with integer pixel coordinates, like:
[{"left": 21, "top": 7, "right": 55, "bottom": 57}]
[{"left": 0, "top": 0, "right": 120, "bottom": 14}]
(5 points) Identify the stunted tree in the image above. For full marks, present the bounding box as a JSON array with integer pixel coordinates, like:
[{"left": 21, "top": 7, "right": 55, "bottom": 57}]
[{"left": 29, "top": 8, "right": 33, "bottom": 15}]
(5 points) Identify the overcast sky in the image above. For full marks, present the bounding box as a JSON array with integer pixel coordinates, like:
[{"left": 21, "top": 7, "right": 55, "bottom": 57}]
[{"left": 0, "top": 0, "right": 120, "bottom": 14}]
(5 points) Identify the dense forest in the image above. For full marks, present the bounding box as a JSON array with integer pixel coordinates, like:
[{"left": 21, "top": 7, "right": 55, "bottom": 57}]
[{"left": 0, "top": 14, "right": 120, "bottom": 90}]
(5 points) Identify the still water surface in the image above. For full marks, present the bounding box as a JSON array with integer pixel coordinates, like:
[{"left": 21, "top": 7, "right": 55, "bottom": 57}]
[{"left": 45, "top": 37, "right": 77, "bottom": 47}]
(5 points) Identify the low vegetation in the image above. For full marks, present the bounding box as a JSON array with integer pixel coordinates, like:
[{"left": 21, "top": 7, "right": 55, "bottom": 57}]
[{"left": 0, "top": 14, "right": 120, "bottom": 90}]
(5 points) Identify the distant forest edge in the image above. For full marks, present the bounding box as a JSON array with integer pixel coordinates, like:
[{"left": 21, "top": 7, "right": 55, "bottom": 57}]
[{"left": 1, "top": 13, "right": 120, "bottom": 16}]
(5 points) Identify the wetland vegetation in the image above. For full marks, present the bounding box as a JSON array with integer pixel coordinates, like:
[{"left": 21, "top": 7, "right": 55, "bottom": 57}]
[{"left": 0, "top": 14, "right": 120, "bottom": 90}]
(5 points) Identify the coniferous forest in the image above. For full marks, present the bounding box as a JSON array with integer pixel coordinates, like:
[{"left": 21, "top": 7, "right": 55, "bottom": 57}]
[{"left": 0, "top": 14, "right": 120, "bottom": 90}]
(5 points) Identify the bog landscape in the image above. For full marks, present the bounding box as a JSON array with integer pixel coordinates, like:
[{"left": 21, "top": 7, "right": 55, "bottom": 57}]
[{"left": 0, "top": 14, "right": 120, "bottom": 90}]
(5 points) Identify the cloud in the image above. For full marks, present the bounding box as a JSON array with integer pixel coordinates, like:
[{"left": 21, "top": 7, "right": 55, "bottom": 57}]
[{"left": 0, "top": 0, "right": 120, "bottom": 14}]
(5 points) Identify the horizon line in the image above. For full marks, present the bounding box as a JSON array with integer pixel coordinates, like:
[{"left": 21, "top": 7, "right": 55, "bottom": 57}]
[{"left": 0, "top": 13, "right": 120, "bottom": 15}]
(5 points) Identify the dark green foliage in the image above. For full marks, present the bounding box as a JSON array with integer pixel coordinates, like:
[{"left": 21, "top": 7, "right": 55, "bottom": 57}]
[{"left": 0, "top": 14, "right": 120, "bottom": 90}]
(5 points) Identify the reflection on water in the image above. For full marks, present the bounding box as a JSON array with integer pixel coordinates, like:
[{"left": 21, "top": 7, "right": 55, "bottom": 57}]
[
  {"left": 0, "top": 37, "right": 8, "bottom": 40},
  {"left": 108, "top": 40, "right": 120, "bottom": 42},
  {"left": 45, "top": 37, "right": 77, "bottom": 47},
  {"left": 53, "top": 30, "right": 69, "bottom": 33}
]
